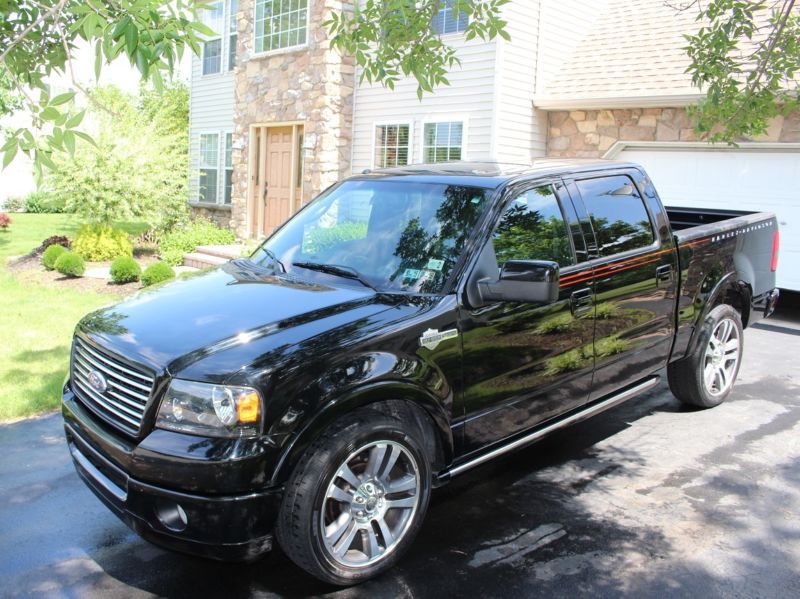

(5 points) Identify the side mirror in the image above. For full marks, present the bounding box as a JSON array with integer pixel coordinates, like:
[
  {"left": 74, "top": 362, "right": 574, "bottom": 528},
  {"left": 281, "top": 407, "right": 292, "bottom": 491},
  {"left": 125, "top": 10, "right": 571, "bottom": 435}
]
[{"left": 477, "top": 260, "right": 560, "bottom": 304}]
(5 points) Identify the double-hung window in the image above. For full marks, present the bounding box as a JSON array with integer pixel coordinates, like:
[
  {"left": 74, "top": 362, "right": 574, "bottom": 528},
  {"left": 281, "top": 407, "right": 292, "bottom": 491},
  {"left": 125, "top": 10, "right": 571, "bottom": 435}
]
[
  {"left": 201, "top": 1, "right": 224, "bottom": 75},
  {"left": 374, "top": 124, "right": 410, "bottom": 168},
  {"left": 423, "top": 121, "right": 463, "bottom": 163},
  {"left": 255, "top": 0, "right": 309, "bottom": 54},
  {"left": 199, "top": 134, "right": 220, "bottom": 204},
  {"left": 228, "top": 0, "right": 238, "bottom": 71},
  {"left": 433, "top": 0, "right": 469, "bottom": 35},
  {"left": 224, "top": 133, "right": 234, "bottom": 204}
]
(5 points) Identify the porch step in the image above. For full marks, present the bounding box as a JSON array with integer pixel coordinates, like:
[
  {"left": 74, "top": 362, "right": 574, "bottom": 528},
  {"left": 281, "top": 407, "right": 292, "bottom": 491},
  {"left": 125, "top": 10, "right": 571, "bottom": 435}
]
[
  {"left": 183, "top": 252, "right": 230, "bottom": 269},
  {"left": 195, "top": 244, "right": 243, "bottom": 260},
  {"left": 183, "top": 244, "right": 243, "bottom": 269}
]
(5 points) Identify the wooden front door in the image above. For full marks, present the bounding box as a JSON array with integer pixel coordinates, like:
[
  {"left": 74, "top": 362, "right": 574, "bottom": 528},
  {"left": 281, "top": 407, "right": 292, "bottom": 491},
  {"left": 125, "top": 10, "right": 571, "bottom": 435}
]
[{"left": 249, "top": 124, "right": 303, "bottom": 238}]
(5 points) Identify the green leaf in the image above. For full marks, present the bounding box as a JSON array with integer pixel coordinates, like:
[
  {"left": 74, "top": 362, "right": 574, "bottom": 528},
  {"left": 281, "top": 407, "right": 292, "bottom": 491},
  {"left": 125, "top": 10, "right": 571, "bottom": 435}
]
[
  {"left": 50, "top": 91, "right": 76, "bottom": 106},
  {"left": 125, "top": 24, "right": 139, "bottom": 57},
  {"left": 65, "top": 110, "right": 86, "bottom": 129},
  {"left": 73, "top": 131, "right": 97, "bottom": 147},
  {"left": 2, "top": 142, "right": 17, "bottom": 169},
  {"left": 95, "top": 40, "right": 103, "bottom": 80},
  {"left": 64, "top": 130, "right": 76, "bottom": 155},
  {"left": 40, "top": 107, "right": 60, "bottom": 121}
]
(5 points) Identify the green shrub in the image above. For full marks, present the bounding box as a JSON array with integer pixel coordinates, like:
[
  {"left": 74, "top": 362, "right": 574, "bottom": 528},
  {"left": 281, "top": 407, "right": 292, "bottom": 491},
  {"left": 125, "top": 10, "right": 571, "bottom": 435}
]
[
  {"left": 42, "top": 244, "right": 68, "bottom": 270},
  {"left": 3, "top": 196, "right": 26, "bottom": 212},
  {"left": 303, "top": 222, "right": 368, "bottom": 255},
  {"left": 73, "top": 224, "right": 133, "bottom": 261},
  {"left": 25, "top": 191, "right": 66, "bottom": 214},
  {"left": 110, "top": 256, "right": 141, "bottom": 284},
  {"left": 141, "top": 262, "right": 176, "bottom": 286},
  {"left": 54, "top": 252, "right": 85, "bottom": 277},
  {"left": 159, "top": 219, "right": 235, "bottom": 266}
]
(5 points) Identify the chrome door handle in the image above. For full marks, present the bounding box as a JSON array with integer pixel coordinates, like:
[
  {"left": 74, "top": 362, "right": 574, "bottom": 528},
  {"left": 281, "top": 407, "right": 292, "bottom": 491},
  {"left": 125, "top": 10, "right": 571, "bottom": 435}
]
[{"left": 570, "top": 288, "right": 593, "bottom": 317}]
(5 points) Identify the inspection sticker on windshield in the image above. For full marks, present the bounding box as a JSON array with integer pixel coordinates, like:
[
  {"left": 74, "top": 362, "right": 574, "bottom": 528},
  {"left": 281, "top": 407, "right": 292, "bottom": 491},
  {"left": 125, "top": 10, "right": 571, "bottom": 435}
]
[
  {"left": 419, "top": 328, "right": 459, "bottom": 351},
  {"left": 426, "top": 258, "right": 445, "bottom": 271},
  {"left": 403, "top": 268, "right": 423, "bottom": 281}
]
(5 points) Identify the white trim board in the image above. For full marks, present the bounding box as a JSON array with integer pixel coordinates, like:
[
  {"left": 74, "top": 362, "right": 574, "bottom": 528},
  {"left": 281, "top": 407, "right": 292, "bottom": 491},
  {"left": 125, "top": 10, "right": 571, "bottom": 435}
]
[{"left": 604, "top": 140, "right": 800, "bottom": 160}]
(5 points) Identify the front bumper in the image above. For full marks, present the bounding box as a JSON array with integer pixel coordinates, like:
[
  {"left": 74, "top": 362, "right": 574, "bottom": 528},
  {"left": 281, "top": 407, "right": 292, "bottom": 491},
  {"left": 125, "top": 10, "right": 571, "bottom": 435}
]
[{"left": 63, "top": 390, "right": 282, "bottom": 561}]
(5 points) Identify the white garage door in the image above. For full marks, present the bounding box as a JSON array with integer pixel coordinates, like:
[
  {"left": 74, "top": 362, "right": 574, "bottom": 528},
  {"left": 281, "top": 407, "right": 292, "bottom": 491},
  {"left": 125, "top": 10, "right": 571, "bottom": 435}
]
[{"left": 616, "top": 145, "right": 799, "bottom": 291}]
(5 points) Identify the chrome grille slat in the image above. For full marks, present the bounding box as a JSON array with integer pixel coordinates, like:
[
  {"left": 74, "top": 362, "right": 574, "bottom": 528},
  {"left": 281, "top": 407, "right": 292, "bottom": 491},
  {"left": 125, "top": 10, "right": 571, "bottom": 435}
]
[
  {"left": 72, "top": 353, "right": 149, "bottom": 402},
  {"left": 74, "top": 347, "right": 152, "bottom": 392},
  {"left": 77, "top": 341, "right": 153, "bottom": 383},
  {"left": 73, "top": 379, "right": 142, "bottom": 426},
  {"left": 71, "top": 337, "right": 154, "bottom": 436},
  {"left": 73, "top": 362, "right": 146, "bottom": 412}
]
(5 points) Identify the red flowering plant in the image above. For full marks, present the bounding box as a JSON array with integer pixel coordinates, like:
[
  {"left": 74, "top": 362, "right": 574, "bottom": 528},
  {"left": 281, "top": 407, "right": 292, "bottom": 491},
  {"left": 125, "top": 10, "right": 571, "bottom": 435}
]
[{"left": 0, "top": 213, "right": 12, "bottom": 229}]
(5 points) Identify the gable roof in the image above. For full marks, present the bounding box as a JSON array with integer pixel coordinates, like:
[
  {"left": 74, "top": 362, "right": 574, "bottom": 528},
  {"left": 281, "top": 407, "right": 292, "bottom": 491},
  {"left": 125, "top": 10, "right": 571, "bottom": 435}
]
[{"left": 535, "top": 0, "right": 702, "bottom": 109}]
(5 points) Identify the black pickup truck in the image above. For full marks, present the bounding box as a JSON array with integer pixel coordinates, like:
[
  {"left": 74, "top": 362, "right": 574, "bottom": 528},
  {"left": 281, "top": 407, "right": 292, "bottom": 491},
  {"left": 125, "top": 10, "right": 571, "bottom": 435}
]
[{"left": 62, "top": 160, "right": 780, "bottom": 585}]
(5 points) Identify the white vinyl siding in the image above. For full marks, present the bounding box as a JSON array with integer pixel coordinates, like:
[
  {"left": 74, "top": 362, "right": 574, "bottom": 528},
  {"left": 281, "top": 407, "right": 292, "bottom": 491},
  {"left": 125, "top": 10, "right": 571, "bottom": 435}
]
[
  {"left": 493, "top": 1, "right": 547, "bottom": 160},
  {"left": 189, "top": 0, "right": 236, "bottom": 205},
  {"left": 351, "top": 37, "right": 497, "bottom": 173},
  {"left": 254, "top": 0, "right": 309, "bottom": 54}
]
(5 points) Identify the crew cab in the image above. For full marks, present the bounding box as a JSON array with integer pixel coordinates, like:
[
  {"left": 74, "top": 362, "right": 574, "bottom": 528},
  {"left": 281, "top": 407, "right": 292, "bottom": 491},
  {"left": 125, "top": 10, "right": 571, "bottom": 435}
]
[{"left": 62, "top": 160, "right": 780, "bottom": 585}]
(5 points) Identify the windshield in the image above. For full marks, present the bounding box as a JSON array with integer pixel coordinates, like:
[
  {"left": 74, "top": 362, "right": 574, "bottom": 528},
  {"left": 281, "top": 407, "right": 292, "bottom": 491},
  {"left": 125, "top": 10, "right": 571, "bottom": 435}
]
[{"left": 249, "top": 179, "right": 491, "bottom": 293}]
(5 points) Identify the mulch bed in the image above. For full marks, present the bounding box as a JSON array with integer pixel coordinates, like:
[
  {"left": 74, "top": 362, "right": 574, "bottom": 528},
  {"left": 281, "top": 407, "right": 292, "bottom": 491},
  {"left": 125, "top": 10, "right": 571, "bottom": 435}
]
[{"left": 6, "top": 253, "right": 161, "bottom": 296}]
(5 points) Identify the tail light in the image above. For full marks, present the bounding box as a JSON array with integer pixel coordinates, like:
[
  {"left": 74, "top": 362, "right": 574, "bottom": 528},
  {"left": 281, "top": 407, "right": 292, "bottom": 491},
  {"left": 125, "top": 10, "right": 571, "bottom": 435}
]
[{"left": 771, "top": 230, "right": 780, "bottom": 272}]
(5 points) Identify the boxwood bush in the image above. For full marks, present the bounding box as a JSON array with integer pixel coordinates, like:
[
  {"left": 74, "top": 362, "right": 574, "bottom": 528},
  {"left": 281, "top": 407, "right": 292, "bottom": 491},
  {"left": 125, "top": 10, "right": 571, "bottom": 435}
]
[
  {"left": 141, "top": 262, "right": 176, "bottom": 286},
  {"left": 73, "top": 224, "right": 133, "bottom": 261},
  {"left": 110, "top": 256, "right": 141, "bottom": 284},
  {"left": 42, "top": 244, "right": 68, "bottom": 270},
  {"left": 159, "top": 219, "right": 235, "bottom": 266},
  {"left": 54, "top": 252, "right": 85, "bottom": 277}
]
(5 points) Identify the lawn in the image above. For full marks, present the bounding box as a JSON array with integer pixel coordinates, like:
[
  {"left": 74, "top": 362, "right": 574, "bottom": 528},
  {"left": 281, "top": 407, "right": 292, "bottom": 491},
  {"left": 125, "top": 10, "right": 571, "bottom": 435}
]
[{"left": 0, "top": 214, "right": 146, "bottom": 421}]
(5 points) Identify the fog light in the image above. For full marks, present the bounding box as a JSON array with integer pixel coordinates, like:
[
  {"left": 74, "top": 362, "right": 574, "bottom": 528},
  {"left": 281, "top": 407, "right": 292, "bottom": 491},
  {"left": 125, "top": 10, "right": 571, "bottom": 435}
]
[{"left": 155, "top": 499, "right": 188, "bottom": 532}]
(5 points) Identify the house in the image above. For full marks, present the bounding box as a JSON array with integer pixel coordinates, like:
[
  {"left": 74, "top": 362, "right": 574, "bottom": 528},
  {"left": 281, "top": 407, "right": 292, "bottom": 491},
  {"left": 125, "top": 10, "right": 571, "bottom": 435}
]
[{"left": 187, "top": 0, "right": 799, "bottom": 290}]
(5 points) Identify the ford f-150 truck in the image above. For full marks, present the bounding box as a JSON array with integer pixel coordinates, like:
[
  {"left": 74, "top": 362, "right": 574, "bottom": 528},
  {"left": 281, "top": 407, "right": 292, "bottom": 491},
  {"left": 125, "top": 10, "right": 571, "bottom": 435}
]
[{"left": 62, "top": 160, "right": 780, "bottom": 585}]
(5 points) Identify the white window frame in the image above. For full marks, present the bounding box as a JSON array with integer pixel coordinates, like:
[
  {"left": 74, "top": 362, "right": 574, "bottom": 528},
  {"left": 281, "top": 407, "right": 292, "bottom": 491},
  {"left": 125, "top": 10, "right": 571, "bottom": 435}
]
[
  {"left": 433, "top": 0, "right": 470, "bottom": 36},
  {"left": 200, "top": 0, "right": 224, "bottom": 77},
  {"left": 420, "top": 118, "right": 469, "bottom": 164},
  {"left": 224, "top": 132, "right": 234, "bottom": 205},
  {"left": 228, "top": 0, "right": 238, "bottom": 71},
  {"left": 371, "top": 121, "right": 413, "bottom": 169},
  {"left": 251, "top": 0, "right": 311, "bottom": 58},
  {"left": 198, "top": 132, "right": 221, "bottom": 204},
  {"left": 195, "top": 130, "right": 235, "bottom": 206}
]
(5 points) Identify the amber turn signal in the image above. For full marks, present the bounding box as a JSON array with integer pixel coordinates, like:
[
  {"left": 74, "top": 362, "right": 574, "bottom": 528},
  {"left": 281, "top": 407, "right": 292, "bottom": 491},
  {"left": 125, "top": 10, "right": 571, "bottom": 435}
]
[{"left": 237, "top": 391, "right": 260, "bottom": 423}]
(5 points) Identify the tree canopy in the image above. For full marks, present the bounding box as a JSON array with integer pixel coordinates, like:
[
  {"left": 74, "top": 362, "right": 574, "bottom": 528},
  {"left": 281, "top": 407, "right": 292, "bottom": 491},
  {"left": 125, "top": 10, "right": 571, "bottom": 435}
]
[
  {"left": 683, "top": 0, "right": 800, "bottom": 143},
  {"left": 0, "top": 0, "right": 212, "bottom": 179}
]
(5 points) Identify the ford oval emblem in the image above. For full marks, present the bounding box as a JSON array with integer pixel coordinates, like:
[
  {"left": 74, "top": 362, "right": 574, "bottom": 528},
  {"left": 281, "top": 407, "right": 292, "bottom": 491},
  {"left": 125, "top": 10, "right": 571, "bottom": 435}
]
[{"left": 87, "top": 370, "right": 108, "bottom": 394}]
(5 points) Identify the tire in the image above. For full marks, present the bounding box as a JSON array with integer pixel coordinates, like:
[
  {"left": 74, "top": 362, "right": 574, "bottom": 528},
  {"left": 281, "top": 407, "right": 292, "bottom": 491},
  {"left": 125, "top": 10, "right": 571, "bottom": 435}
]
[
  {"left": 668, "top": 304, "right": 744, "bottom": 408},
  {"left": 276, "top": 408, "right": 432, "bottom": 586}
]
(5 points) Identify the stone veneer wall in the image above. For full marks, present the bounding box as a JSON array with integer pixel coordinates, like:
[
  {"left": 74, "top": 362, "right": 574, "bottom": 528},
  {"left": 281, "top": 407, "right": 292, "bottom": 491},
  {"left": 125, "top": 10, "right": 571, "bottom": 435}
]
[
  {"left": 229, "top": 0, "right": 355, "bottom": 238},
  {"left": 191, "top": 205, "right": 233, "bottom": 229},
  {"left": 547, "top": 107, "right": 800, "bottom": 157}
]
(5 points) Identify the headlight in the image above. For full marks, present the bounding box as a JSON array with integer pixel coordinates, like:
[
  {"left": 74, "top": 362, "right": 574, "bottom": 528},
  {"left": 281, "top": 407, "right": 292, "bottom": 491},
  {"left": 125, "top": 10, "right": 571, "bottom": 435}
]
[{"left": 156, "top": 379, "right": 262, "bottom": 438}]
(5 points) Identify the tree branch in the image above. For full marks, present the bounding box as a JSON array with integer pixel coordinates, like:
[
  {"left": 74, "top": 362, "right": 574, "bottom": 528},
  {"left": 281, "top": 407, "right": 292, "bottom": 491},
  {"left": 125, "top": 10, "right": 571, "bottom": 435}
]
[{"left": 0, "top": 0, "right": 70, "bottom": 65}]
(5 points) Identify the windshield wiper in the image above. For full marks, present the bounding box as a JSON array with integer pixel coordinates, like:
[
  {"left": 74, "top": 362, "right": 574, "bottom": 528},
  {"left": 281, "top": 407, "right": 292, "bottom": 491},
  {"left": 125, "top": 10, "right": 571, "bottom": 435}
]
[
  {"left": 292, "top": 261, "right": 376, "bottom": 291},
  {"left": 260, "top": 247, "right": 286, "bottom": 272}
]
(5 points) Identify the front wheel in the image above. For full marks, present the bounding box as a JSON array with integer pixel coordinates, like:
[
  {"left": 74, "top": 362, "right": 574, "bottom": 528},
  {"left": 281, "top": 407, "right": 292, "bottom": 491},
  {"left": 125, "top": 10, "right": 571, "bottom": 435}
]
[
  {"left": 668, "top": 304, "right": 744, "bottom": 408},
  {"left": 276, "top": 409, "right": 432, "bottom": 586}
]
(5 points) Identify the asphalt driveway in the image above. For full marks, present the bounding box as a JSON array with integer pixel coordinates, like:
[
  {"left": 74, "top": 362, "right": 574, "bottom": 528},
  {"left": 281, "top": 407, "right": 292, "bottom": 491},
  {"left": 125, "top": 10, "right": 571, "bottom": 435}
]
[{"left": 1, "top": 303, "right": 799, "bottom": 598}]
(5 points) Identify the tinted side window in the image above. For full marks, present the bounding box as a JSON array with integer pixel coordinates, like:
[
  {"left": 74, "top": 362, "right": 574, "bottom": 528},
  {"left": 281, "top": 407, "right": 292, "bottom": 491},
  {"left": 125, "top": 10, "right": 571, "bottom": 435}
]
[
  {"left": 577, "top": 175, "right": 655, "bottom": 257},
  {"left": 493, "top": 185, "right": 575, "bottom": 268}
]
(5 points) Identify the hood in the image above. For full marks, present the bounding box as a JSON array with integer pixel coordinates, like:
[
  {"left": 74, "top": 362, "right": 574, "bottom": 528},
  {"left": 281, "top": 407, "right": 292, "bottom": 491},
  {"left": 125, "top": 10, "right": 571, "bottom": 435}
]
[{"left": 78, "top": 260, "right": 389, "bottom": 371}]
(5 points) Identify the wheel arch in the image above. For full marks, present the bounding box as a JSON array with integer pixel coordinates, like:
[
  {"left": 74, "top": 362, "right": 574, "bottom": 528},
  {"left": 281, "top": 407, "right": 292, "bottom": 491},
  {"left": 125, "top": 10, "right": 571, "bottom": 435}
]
[
  {"left": 685, "top": 272, "right": 750, "bottom": 358},
  {"left": 269, "top": 381, "right": 454, "bottom": 487}
]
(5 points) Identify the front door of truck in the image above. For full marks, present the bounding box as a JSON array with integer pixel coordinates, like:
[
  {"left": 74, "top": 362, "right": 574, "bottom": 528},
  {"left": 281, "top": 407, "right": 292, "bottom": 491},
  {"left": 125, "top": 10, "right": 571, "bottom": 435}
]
[
  {"left": 567, "top": 172, "right": 678, "bottom": 401},
  {"left": 459, "top": 181, "right": 596, "bottom": 454}
]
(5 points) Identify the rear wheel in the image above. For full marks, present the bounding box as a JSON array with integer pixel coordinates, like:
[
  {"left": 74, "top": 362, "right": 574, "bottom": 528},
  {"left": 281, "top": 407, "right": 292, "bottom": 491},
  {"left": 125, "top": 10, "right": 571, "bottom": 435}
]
[
  {"left": 668, "top": 304, "right": 743, "bottom": 408},
  {"left": 276, "top": 409, "right": 432, "bottom": 586}
]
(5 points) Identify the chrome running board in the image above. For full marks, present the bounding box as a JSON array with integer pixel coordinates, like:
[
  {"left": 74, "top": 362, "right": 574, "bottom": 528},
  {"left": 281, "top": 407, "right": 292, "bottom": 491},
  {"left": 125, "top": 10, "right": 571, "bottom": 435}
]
[{"left": 446, "top": 376, "right": 660, "bottom": 478}]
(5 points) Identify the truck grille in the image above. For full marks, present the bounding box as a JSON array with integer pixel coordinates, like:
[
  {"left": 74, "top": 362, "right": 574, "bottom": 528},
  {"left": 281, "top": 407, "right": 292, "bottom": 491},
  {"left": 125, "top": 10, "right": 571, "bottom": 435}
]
[{"left": 71, "top": 337, "right": 154, "bottom": 436}]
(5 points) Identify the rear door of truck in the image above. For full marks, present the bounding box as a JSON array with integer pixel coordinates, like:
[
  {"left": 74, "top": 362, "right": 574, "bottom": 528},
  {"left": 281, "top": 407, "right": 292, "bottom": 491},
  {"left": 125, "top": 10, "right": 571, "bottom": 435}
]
[{"left": 565, "top": 169, "right": 679, "bottom": 401}]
